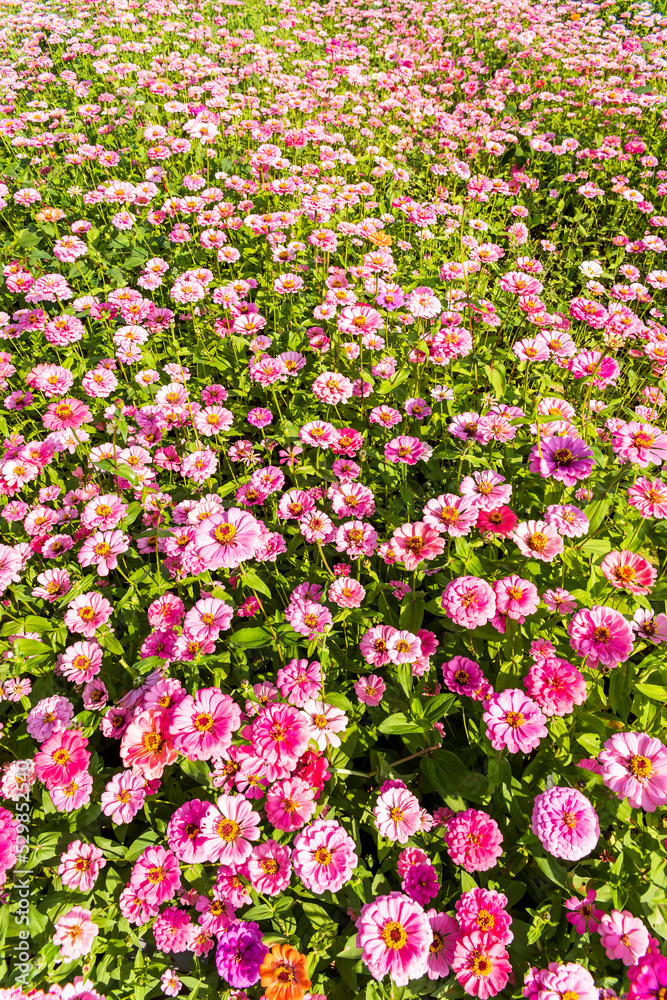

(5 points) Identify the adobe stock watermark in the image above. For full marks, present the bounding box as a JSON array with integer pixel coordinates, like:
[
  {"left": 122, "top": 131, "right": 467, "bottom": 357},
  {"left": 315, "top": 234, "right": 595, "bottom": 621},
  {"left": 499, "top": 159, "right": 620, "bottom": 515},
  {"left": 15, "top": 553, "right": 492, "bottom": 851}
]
[{"left": 12, "top": 761, "right": 32, "bottom": 986}]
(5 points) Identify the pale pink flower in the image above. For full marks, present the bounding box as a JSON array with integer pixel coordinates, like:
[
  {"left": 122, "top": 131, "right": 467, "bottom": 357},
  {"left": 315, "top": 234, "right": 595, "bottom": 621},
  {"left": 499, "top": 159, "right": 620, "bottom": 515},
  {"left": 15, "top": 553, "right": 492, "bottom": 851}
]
[
  {"left": 53, "top": 907, "right": 99, "bottom": 960},
  {"left": 599, "top": 910, "right": 649, "bottom": 965}
]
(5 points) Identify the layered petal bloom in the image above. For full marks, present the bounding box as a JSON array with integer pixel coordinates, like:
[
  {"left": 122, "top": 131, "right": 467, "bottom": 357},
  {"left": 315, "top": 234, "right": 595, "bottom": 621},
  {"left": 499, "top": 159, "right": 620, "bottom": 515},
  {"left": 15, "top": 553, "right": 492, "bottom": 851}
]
[
  {"left": 483, "top": 689, "right": 547, "bottom": 754},
  {"left": 451, "top": 930, "right": 511, "bottom": 998},
  {"left": 193, "top": 508, "right": 262, "bottom": 569},
  {"left": 568, "top": 605, "right": 634, "bottom": 668},
  {"left": 293, "top": 819, "right": 358, "bottom": 893},
  {"left": 391, "top": 521, "right": 446, "bottom": 569},
  {"left": 528, "top": 436, "right": 595, "bottom": 486},
  {"left": 598, "top": 732, "right": 667, "bottom": 811},
  {"left": 442, "top": 576, "right": 496, "bottom": 630},
  {"left": 170, "top": 688, "right": 241, "bottom": 761},
  {"left": 52, "top": 907, "right": 99, "bottom": 960},
  {"left": 599, "top": 910, "right": 650, "bottom": 965},
  {"left": 600, "top": 550, "right": 657, "bottom": 595},
  {"left": 374, "top": 785, "right": 422, "bottom": 843},
  {"left": 357, "top": 892, "right": 432, "bottom": 986},
  {"left": 445, "top": 809, "right": 503, "bottom": 872},
  {"left": 200, "top": 793, "right": 261, "bottom": 864},
  {"left": 531, "top": 786, "right": 599, "bottom": 861}
]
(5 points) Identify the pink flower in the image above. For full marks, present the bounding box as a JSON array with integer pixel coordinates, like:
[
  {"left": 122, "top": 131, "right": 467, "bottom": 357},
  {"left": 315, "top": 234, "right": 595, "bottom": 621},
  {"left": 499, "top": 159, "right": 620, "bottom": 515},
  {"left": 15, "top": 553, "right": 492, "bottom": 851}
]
[
  {"left": 328, "top": 577, "right": 366, "bottom": 608},
  {"left": 167, "top": 799, "right": 214, "bottom": 864},
  {"left": 251, "top": 703, "right": 310, "bottom": 771},
  {"left": 443, "top": 656, "right": 489, "bottom": 700},
  {"left": 523, "top": 659, "right": 587, "bottom": 716},
  {"left": 200, "top": 793, "right": 260, "bottom": 864},
  {"left": 402, "top": 862, "right": 439, "bottom": 906},
  {"left": 441, "top": 576, "right": 496, "bottom": 630},
  {"left": 357, "top": 892, "right": 432, "bottom": 986},
  {"left": 101, "top": 771, "right": 146, "bottom": 824},
  {"left": 445, "top": 809, "right": 503, "bottom": 873},
  {"left": 153, "top": 907, "right": 192, "bottom": 954},
  {"left": 544, "top": 504, "right": 589, "bottom": 538},
  {"left": 483, "top": 690, "right": 547, "bottom": 754},
  {"left": 246, "top": 839, "right": 292, "bottom": 896},
  {"left": 293, "top": 819, "right": 358, "bottom": 893},
  {"left": 374, "top": 785, "right": 422, "bottom": 843},
  {"left": 536, "top": 962, "right": 598, "bottom": 1000},
  {"left": 311, "top": 370, "right": 353, "bottom": 405},
  {"left": 120, "top": 708, "right": 177, "bottom": 778},
  {"left": 78, "top": 529, "right": 130, "bottom": 575},
  {"left": 565, "top": 891, "right": 603, "bottom": 934},
  {"left": 531, "top": 786, "right": 599, "bottom": 861},
  {"left": 493, "top": 576, "right": 539, "bottom": 620},
  {"left": 59, "top": 641, "right": 103, "bottom": 683},
  {"left": 460, "top": 471, "right": 512, "bottom": 510},
  {"left": 64, "top": 591, "right": 113, "bottom": 638},
  {"left": 599, "top": 910, "right": 650, "bottom": 965},
  {"left": 360, "top": 624, "right": 396, "bottom": 666},
  {"left": 600, "top": 550, "right": 657, "bottom": 595},
  {"left": 58, "top": 840, "right": 106, "bottom": 892},
  {"left": 193, "top": 508, "right": 262, "bottom": 569},
  {"left": 34, "top": 730, "right": 90, "bottom": 789},
  {"left": 542, "top": 588, "right": 577, "bottom": 615},
  {"left": 384, "top": 436, "right": 428, "bottom": 465},
  {"left": 627, "top": 477, "right": 667, "bottom": 518},
  {"left": 386, "top": 629, "right": 422, "bottom": 665},
  {"left": 355, "top": 674, "right": 386, "bottom": 706},
  {"left": 612, "top": 422, "right": 667, "bottom": 467},
  {"left": 426, "top": 910, "right": 459, "bottom": 980},
  {"left": 568, "top": 605, "right": 634, "bottom": 668},
  {"left": 27, "top": 695, "right": 74, "bottom": 742},
  {"left": 265, "top": 776, "right": 316, "bottom": 831},
  {"left": 275, "top": 659, "right": 322, "bottom": 707},
  {"left": 182, "top": 598, "right": 234, "bottom": 641},
  {"left": 423, "top": 493, "right": 480, "bottom": 536},
  {"left": 455, "top": 889, "right": 513, "bottom": 945},
  {"left": 513, "top": 521, "right": 564, "bottom": 561},
  {"left": 171, "top": 688, "right": 241, "bottom": 761},
  {"left": 598, "top": 732, "right": 667, "bottom": 811},
  {"left": 131, "top": 845, "right": 181, "bottom": 906},
  {"left": 302, "top": 699, "right": 348, "bottom": 751},
  {"left": 53, "top": 906, "right": 99, "bottom": 960},
  {"left": 451, "top": 931, "right": 511, "bottom": 998},
  {"left": 391, "top": 521, "right": 446, "bottom": 570}
]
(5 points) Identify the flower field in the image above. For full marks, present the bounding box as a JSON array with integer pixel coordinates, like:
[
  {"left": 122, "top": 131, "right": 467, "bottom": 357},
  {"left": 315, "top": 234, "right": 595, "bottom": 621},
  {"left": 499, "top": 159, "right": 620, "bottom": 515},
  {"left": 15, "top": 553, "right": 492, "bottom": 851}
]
[{"left": 1, "top": 0, "right": 667, "bottom": 996}]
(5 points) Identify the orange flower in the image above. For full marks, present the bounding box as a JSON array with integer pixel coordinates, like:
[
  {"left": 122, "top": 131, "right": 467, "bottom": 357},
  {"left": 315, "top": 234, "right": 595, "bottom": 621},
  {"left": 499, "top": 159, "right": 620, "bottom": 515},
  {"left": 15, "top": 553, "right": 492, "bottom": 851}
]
[{"left": 259, "top": 944, "right": 311, "bottom": 1000}]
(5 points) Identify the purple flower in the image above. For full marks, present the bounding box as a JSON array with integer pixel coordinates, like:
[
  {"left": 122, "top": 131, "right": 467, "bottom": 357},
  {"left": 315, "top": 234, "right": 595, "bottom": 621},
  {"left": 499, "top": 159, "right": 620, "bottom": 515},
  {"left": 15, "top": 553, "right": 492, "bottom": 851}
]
[
  {"left": 215, "top": 920, "right": 268, "bottom": 988},
  {"left": 528, "top": 436, "right": 595, "bottom": 487}
]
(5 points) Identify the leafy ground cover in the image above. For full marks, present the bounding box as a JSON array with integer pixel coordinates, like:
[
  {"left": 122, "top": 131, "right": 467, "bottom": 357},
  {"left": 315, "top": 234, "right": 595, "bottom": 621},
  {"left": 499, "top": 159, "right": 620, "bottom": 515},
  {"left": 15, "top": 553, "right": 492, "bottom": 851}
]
[{"left": 0, "top": 0, "right": 667, "bottom": 997}]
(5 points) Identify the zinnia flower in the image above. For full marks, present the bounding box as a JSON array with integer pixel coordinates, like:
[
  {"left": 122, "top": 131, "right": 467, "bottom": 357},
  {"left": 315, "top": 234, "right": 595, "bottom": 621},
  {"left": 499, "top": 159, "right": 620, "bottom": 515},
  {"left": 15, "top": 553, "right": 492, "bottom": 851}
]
[
  {"left": 445, "top": 809, "right": 503, "bottom": 873},
  {"left": 598, "top": 732, "right": 667, "bottom": 811},
  {"left": 483, "top": 689, "right": 547, "bottom": 754},
  {"left": 568, "top": 605, "right": 634, "bottom": 668},
  {"left": 357, "top": 892, "right": 432, "bottom": 986},
  {"left": 451, "top": 930, "right": 511, "bottom": 998},
  {"left": 531, "top": 786, "right": 599, "bottom": 861},
  {"left": 259, "top": 943, "right": 312, "bottom": 1000}
]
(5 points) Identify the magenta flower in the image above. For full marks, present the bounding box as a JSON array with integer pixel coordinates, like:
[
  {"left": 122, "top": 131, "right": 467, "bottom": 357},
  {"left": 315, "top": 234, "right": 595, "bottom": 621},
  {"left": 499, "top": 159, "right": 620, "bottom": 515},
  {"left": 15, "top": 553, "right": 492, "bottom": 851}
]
[
  {"left": 483, "top": 689, "right": 547, "bottom": 754},
  {"left": 130, "top": 845, "right": 181, "bottom": 906},
  {"left": 63, "top": 591, "right": 113, "bottom": 638},
  {"left": 565, "top": 890, "right": 604, "bottom": 934},
  {"left": 357, "top": 892, "right": 432, "bottom": 986},
  {"left": 34, "top": 729, "right": 90, "bottom": 790},
  {"left": 441, "top": 576, "right": 496, "bottom": 630},
  {"left": 451, "top": 930, "right": 511, "bottom": 998},
  {"left": 167, "top": 799, "right": 214, "bottom": 864},
  {"left": 599, "top": 910, "right": 650, "bottom": 965},
  {"left": 455, "top": 888, "right": 513, "bottom": 945},
  {"left": 442, "top": 655, "right": 489, "bottom": 700},
  {"left": 425, "top": 910, "right": 459, "bottom": 980},
  {"left": 445, "top": 809, "right": 503, "bottom": 873},
  {"left": 265, "top": 776, "right": 316, "bottom": 831},
  {"left": 529, "top": 436, "right": 595, "bottom": 486},
  {"left": 493, "top": 575, "right": 539, "bottom": 620},
  {"left": 531, "top": 786, "right": 599, "bottom": 861},
  {"left": 598, "top": 732, "right": 667, "bottom": 811},
  {"left": 568, "top": 605, "right": 634, "bottom": 668},
  {"left": 250, "top": 703, "right": 310, "bottom": 771},
  {"left": 355, "top": 674, "right": 386, "bottom": 706}
]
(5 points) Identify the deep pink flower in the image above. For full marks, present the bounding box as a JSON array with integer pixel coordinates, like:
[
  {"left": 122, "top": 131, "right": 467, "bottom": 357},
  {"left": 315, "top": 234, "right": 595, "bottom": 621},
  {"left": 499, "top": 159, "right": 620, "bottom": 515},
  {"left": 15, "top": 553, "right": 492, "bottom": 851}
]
[
  {"left": 167, "top": 799, "right": 214, "bottom": 863},
  {"left": 493, "top": 576, "right": 539, "bottom": 620},
  {"left": 265, "top": 776, "right": 316, "bottom": 831},
  {"left": 536, "top": 962, "right": 598, "bottom": 1000},
  {"left": 445, "top": 809, "right": 503, "bottom": 872},
  {"left": 483, "top": 689, "right": 547, "bottom": 754},
  {"left": 529, "top": 436, "right": 595, "bottom": 486},
  {"left": 34, "top": 730, "right": 90, "bottom": 789},
  {"left": 523, "top": 659, "right": 587, "bottom": 716},
  {"left": 425, "top": 910, "right": 459, "bottom": 980},
  {"left": 131, "top": 845, "right": 181, "bottom": 906},
  {"left": 451, "top": 931, "right": 511, "bottom": 998},
  {"left": 568, "top": 605, "right": 634, "bottom": 668},
  {"left": 251, "top": 703, "right": 310, "bottom": 771},
  {"left": 531, "top": 786, "right": 599, "bottom": 861},
  {"left": 456, "top": 888, "right": 513, "bottom": 945},
  {"left": 598, "top": 732, "right": 667, "bottom": 811},
  {"left": 422, "top": 493, "right": 479, "bottom": 536},
  {"left": 441, "top": 576, "right": 496, "bottom": 630},
  {"left": 565, "top": 890, "right": 603, "bottom": 934}
]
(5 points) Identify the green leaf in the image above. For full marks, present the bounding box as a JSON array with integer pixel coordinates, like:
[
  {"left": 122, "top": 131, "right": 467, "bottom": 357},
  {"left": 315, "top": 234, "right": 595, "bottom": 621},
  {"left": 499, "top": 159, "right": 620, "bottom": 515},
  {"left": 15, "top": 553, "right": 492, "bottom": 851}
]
[
  {"left": 240, "top": 569, "right": 272, "bottom": 599},
  {"left": 228, "top": 626, "right": 274, "bottom": 648},
  {"left": 635, "top": 683, "right": 667, "bottom": 701},
  {"left": 378, "top": 712, "right": 421, "bottom": 734},
  {"left": 534, "top": 854, "right": 569, "bottom": 888},
  {"left": 584, "top": 497, "right": 611, "bottom": 533}
]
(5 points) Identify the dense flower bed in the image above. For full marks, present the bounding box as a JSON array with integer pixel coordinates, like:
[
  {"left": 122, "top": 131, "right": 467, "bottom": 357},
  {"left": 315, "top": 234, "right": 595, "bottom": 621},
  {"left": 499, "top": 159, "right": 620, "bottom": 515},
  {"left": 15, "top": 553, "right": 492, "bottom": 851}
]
[{"left": 0, "top": 0, "right": 667, "bottom": 997}]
